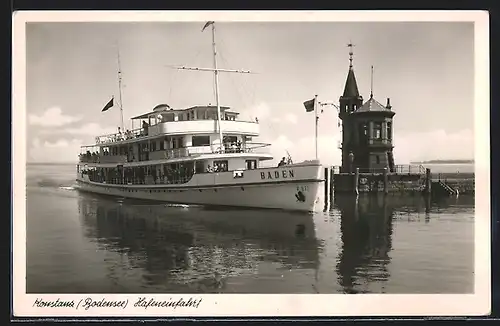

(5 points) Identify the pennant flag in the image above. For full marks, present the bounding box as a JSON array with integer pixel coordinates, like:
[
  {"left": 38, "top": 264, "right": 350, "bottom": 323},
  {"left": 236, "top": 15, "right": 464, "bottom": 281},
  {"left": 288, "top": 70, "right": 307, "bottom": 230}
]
[
  {"left": 202, "top": 21, "right": 214, "bottom": 32},
  {"left": 101, "top": 97, "right": 114, "bottom": 112},
  {"left": 303, "top": 98, "right": 316, "bottom": 112}
]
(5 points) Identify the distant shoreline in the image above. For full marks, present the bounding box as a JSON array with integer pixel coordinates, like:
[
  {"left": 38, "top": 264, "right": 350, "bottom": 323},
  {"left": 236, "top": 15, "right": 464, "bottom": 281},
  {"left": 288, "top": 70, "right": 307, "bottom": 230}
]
[
  {"left": 410, "top": 159, "right": 474, "bottom": 164},
  {"left": 27, "top": 162, "right": 76, "bottom": 165}
]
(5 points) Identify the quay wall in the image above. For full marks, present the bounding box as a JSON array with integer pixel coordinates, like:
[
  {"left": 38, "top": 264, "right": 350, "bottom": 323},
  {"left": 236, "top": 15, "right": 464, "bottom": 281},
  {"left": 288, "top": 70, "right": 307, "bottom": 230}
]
[
  {"left": 324, "top": 166, "right": 475, "bottom": 197},
  {"left": 333, "top": 172, "right": 425, "bottom": 194}
]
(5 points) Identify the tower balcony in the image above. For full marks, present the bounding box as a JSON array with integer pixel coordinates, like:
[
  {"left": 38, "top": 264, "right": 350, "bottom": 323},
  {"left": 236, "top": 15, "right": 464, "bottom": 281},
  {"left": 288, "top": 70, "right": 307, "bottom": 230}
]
[
  {"left": 366, "top": 138, "right": 394, "bottom": 148},
  {"left": 338, "top": 138, "right": 393, "bottom": 150}
]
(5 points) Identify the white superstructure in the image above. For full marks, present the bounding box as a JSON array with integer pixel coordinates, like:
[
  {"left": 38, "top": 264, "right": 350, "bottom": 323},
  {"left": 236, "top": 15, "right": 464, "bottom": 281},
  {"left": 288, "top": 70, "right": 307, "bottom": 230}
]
[{"left": 75, "top": 22, "right": 324, "bottom": 212}]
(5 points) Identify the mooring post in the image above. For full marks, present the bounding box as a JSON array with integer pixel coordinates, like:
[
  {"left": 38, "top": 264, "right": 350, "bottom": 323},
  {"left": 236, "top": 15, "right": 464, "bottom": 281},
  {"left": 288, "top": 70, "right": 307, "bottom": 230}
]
[
  {"left": 329, "top": 166, "right": 335, "bottom": 206},
  {"left": 354, "top": 168, "right": 360, "bottom": 195},
  {"left": 383, "top": 167, "right": 389, "bottom": 194},
  {"left": 324, "top": 167, "right": 329, "bottom": 207},
  {"left": 425, "top": 168, "right": 432, "bottom": 194}
]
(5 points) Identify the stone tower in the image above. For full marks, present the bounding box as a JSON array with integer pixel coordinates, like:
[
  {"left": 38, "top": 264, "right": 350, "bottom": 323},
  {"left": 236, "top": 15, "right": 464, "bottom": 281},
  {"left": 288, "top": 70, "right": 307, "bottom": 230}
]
[{"left": 338, "top": 44, "right": 396, "bottom": 173}]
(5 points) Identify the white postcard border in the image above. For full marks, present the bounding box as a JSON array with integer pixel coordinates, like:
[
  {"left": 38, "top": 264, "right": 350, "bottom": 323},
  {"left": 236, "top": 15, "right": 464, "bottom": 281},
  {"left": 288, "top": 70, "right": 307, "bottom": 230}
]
[{"left": 12, "top": 10, "right": 491, "bottom": 317}]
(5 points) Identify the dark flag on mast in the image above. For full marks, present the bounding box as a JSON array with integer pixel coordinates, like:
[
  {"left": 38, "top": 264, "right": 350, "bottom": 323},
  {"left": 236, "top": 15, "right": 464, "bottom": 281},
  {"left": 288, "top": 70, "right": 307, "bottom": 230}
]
[
  {"left": 202, "top": 21, "right": 214, "bottom": 32},
  {"left": 303, "top": 97, "right": 316, "bottom": 112},
  {"left": 101, "top": 97, "right": 114, "bottom": 112}
]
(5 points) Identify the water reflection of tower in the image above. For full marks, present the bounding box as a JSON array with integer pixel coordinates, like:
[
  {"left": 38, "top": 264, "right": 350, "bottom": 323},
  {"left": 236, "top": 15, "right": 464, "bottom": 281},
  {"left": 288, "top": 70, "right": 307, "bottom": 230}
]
[{"left": 334, "top": 195, "right": 394, "bottom": 293}]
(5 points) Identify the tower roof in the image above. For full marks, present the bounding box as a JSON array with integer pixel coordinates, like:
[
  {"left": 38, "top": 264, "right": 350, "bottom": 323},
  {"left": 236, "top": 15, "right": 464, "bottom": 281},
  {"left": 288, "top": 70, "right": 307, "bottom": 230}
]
[
  {"left": 355, "top": 97, "right": 392, "bottom": 114},
  {"left": 342, "top": 68, "right": 360, "bottom": 98}
]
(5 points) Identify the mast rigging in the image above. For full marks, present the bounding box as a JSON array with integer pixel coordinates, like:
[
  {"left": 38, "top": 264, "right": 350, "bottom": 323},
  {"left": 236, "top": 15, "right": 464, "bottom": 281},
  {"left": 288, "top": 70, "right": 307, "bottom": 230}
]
[{"left": 172, "top": 22, "right": 252, "bottom": 153}]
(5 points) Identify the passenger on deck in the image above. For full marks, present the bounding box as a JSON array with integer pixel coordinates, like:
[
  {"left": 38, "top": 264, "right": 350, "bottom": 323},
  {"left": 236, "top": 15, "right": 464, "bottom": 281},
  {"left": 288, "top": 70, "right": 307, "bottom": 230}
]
[
  {"left": 142, "top": 121, "right": 149, "bottom": 136},
  {"left": 206, "top": 165, "right": 213, "bottom": 173},
  {"left": 278, "top": 157, "right": 287, "bottom": 167}
]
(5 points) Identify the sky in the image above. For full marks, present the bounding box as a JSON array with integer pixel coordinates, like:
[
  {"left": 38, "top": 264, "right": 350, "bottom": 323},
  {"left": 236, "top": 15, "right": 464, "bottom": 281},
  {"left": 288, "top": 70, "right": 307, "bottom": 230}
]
[{"left": 25, "top": 20, "right": 475, "bottom": 165}]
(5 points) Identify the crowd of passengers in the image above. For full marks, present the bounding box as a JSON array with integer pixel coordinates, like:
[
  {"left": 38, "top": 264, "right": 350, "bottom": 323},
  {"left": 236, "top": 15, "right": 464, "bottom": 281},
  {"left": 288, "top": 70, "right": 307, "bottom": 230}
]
[
  {"left": 83, "top": 164, "right": 195, "bottom": 185},
  {"left": 205, "top": 162, "right": 228, "bottom": 173},
  {"left": 97, "top": 122, "right": 151, "bottom": 144},
  {"left": 79, "top": 139, "right": 246, "bottom": 163}
]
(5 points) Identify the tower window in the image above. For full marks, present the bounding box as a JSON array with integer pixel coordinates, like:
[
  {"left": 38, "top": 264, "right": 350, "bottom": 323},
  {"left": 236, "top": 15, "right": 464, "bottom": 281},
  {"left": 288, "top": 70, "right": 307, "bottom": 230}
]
[
  {"left": 387, "top": 122, "right": 392, "bottom": 140},
  {"left": 359, "top": 123, "right": 368, "bottom": 144},
  {"left": 374, "top": 122, "right": 382, "bottom": 140}
]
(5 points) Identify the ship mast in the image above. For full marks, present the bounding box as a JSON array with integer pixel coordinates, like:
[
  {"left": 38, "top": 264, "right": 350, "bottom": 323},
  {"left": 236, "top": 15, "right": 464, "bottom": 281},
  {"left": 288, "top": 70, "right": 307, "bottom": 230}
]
[
  {"left": 211, "top": 23, "right": 224, "bottom": 151},
  {"left": 117, "top": 45, "right": 125, "bottom": 131},
  {"left": 173, "top": 21, "right": 252, "bottom": 153}
]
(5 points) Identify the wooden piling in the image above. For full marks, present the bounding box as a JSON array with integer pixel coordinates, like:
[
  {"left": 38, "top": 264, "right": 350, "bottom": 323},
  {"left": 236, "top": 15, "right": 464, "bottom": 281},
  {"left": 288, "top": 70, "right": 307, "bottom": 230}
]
[
  {"left": 354, "top": 168, "right": 360, "bottom": 195},
  {"left": 329, "top": 166, "right": 334, "bottom": 206},
  {"left": 324, "top": 167, "right": 329, "bottom": 208},
  {"left": 425, "top": 168, "right": 432, "bottom": 194},
  {"left": 383, "top": 167, "right": 389, "bottom": 194},
  {"left": 324, "top": 167, "right": 329, "bottom": 193}
]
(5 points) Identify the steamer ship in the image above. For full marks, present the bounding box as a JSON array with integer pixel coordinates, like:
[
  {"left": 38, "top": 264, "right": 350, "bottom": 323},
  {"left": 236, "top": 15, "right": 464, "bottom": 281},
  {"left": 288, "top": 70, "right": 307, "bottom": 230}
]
[{"left": 75, "top": 22, "right": 324, "bottom": 212}]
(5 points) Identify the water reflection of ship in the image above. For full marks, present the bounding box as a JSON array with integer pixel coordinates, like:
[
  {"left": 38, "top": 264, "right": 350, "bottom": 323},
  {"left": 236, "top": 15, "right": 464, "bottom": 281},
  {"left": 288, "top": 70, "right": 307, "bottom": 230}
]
[
  {"left": 77, "top": 194, "right": 321, "bottom": 293},
  {"left": 334, "top": 195, "right": 394, "bottom": 294}
]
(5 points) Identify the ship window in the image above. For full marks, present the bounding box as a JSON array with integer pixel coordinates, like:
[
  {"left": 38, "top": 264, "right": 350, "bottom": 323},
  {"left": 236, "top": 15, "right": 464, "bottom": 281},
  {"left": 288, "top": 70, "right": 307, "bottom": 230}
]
[
  {"left": 151, "top": 141, "right": 157, "bottom": 152},
  {"left": 376, "top": 155, "right": 380, "bottom": 164},
  {"left": 213, "top": 160, "right": 228, "bottom": 172},
  {"left": 246, "top": 160, "right": 257, "bottom": 170},
  {"left": 172, "top": 138, "right": 178, "bottom": 149},
  {"left": 192, "top": 136, "right": 211, "bottom": 147},
  {"left": 223, "top": 136, "right": 238, "bottom": 144},
  {"left": 195, "top": 161, "right": 205, "bottom": 173},
  {"left": 160, "top": 140, "right": 165, "bottom": 150}
]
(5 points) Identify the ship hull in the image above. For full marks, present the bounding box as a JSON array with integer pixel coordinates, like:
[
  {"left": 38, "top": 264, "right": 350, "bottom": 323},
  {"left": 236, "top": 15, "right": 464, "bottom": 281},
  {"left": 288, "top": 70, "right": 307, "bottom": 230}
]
[{"left": 75, "top": 163, "right": 324, "bottom": 212}]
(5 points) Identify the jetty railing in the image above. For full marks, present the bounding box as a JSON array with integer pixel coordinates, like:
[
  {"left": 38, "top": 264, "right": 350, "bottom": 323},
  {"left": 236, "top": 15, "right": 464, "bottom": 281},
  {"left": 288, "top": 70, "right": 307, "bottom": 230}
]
[
  {"left": 434, "top": 172, "right": 475, "bottom": 181},
  {"left": 326, "top": 164, "right": 426, "bottom": 175}
]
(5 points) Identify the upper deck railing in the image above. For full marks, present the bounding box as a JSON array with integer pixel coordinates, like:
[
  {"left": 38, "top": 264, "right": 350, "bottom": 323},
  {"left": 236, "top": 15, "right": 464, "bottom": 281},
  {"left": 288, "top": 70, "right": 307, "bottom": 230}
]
[
  {"left": 94, "top": 119, "right": 259, "bottom": 146},
  {"left": 79, "top": 142, "right": 271, "bottom": 164}
]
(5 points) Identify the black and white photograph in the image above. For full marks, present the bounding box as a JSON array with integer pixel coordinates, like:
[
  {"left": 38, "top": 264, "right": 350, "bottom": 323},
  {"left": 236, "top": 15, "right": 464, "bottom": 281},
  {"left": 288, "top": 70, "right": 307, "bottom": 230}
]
[{"left": 12, "top": 10, "right": 490, "bottom": 317}]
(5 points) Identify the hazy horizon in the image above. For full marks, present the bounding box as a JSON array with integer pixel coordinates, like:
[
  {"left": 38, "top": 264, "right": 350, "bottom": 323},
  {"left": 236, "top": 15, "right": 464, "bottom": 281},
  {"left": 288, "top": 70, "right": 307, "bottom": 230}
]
[{"left": 25, "top": 20, "right": 475, "bottom": 165}]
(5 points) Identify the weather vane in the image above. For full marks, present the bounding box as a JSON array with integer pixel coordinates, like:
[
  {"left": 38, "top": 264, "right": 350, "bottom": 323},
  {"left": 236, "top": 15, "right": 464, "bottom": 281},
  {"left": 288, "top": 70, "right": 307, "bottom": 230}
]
[{"left": 347, "top": 42, "right": 355, "bottom": 69}]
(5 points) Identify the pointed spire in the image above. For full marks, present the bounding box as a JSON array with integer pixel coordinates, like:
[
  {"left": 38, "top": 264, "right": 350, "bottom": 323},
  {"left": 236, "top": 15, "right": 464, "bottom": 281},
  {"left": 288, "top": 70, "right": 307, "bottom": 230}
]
[
  {"left": 342, "top": 42, "right": 360, "bottom": 98},
  {"left": 370, "top": 65, "right": 374, "bottom": 99}
]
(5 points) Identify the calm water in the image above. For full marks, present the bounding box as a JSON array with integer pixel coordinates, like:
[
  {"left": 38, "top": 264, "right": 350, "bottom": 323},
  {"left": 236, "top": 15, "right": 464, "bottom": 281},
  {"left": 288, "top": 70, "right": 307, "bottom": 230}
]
[{"left": 25, "top": 163, "right": 474, "bottom": 294}]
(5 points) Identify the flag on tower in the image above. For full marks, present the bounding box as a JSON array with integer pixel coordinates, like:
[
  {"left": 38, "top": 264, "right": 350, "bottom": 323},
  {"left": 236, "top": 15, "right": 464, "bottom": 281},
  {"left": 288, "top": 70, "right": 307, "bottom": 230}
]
[
  {"left": 101, "top": 97, "right": 114, "bottom": 112},
  {"left": 303, "top": 97, "right": 316, "bottom": 112}
]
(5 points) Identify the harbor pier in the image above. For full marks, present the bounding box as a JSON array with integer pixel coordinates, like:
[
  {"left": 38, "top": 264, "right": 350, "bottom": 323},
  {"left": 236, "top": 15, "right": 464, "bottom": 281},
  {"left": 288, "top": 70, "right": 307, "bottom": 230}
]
[{"left": 323, "top": 165, "right": 475, "bottom": 209}]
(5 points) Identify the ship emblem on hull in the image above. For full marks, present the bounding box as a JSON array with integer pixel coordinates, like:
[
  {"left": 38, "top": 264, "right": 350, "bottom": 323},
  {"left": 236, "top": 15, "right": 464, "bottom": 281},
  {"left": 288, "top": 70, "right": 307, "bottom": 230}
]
[{"left": 295, "top": 190, "right": 306, "bottom": 202}]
